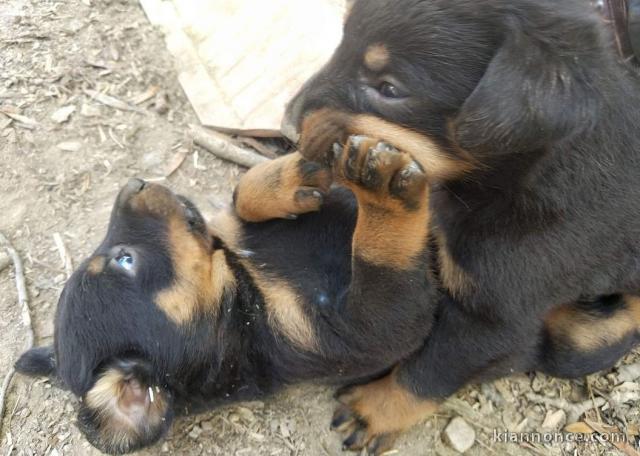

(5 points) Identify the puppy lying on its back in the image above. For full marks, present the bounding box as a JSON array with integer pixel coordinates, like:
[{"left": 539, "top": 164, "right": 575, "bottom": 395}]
[{"left": 15, "top": 138, "right": 436, "bottom": 454}]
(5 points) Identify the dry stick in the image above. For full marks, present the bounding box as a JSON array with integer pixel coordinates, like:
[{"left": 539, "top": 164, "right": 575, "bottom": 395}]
[
  {"left": 190, "top": 124, "right": 270, "bottom": 168},
  {"left": 0, "top": 232, "right": 33, "bottom": 439},
  {"left": 52, "top": 232, "right": 73, "bottom": 278}
]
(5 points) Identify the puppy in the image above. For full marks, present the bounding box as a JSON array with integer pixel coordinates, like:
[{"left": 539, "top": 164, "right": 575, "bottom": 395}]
[
  {"left": 280, "top": 0, "right": 640, "bottom": 452},
  {"left": 15, "top": 141, "right": 436, "bottom": 454}
]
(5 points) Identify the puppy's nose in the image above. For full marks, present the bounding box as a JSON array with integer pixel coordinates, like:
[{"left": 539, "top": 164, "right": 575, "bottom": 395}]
[
  {"left": 125, "top": 177, "right": 146, "bottom": 194},
  {"left": 118, "top": 178, "right": 146, "bottom": 205}
]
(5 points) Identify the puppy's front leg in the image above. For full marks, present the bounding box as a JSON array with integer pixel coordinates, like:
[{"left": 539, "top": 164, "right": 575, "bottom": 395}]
[
  {"left": 233, "top": 152, "right": 332, "bottom": 222},
  {"left": 329, "top": 135, "right": 438, "bottom": 454}
]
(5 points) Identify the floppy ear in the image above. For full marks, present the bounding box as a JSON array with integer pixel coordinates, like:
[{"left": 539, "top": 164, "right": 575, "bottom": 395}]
[
  {"left": 15, "top": 346, "right": 57, "bottom": 377},
  {"left": 453, "top": 16, "right": 604, "bottom": 154},
  {"left": 77, "top": 358, "right": 173, "bottom": 454}
]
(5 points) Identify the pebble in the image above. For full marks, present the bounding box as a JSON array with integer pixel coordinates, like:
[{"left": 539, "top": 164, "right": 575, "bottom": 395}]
[
  {"left": 541, "top": 409, "right": 566, "bottom": 430},
  {"left": 161, "top": 442, "right": 170, "bottom": 452},
  {"left": 50, "top": 105, "right": 75, "bottom": 123},
  {"left": 200, "top": 419, "right": 214, "bottom": 432},
  {"left": 443, "top": 417, "right": 476, "bottom": 453},
  {"left": 188, "top": 425, "right": 202, "bottom": 439},
  {"left": 236, "top": 406, "right": 256, "bottom": 423},
  {"left": 618, "top": 363, "right": 640, "bottom": 382}
]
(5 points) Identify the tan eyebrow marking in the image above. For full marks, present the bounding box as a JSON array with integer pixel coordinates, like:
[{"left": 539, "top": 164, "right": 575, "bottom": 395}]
[
  {"left": 87, "top": 256, "right": 107, "bottom": 275},
  {"left": 364, "top": 44, "right": 390, "bottom": 72}
]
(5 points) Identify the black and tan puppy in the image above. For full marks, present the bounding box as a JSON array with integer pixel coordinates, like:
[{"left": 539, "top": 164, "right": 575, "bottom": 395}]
[
  {"left": 280, "top": 0, "right": 640, "bottom": 452},
  {"left": 15, "top": 139, "right": 436, "bottom": 454}
]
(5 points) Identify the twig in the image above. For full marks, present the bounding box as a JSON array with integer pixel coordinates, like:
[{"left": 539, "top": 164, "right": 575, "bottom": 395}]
[
  {"left": 52, "top": 232, "right": 73, "bottom": 278},
  {"left": 190, "top": 124, "right": 269, "bottom": 168},
  {"left": 237, "top": 136, "right": 280, "bottom": 159},
  {"left": 0, "top": 232, "right": 33, "bottom": 439}
]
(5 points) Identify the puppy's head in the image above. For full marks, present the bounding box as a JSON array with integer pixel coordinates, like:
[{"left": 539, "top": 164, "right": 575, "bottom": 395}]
[
  {"left": 285, "top": 0, "right": 609, "bottom": 178},
  {"left": 15, "top": 179, "right": 235, "bottom": 454}
]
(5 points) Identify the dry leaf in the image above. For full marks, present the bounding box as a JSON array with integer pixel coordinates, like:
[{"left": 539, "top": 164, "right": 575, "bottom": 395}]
[
  {"left": 163, "top": 148, "right": 189, "bottom": 177},
  {"left": 564, "top": 422, "right": 594, "bottom": 434}
]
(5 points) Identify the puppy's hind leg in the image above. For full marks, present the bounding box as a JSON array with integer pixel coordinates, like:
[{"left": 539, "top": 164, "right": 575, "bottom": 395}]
[{"left": 538, "top": 294, "right": 640, "bottom": 378}]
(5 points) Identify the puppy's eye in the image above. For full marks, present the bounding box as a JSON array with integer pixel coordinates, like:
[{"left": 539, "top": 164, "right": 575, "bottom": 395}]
[
  {"left": 115, "top": 252, "right": 134, "bottom": 271},
  {"left": 378, "top": 81, "right": 403, "bottom": 98}
]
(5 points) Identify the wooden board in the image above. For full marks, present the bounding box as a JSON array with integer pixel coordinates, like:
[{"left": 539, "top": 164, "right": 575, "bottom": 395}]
[{"left": 139, "top": 0, "right": 346, "bottom": 135}]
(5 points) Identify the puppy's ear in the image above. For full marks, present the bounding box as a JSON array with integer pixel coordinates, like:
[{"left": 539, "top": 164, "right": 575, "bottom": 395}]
[
  {"left": 15, "top": 346, "right": 56, "bottom": 377},
  {"left": 78, "top": 358, "right": 173, "bottom": 454},
  {"left": 453, "top": 16, "right": 603, "bottom": 154}
]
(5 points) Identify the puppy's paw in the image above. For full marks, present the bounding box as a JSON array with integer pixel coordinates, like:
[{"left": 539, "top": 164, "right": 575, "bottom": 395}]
[
  {"left": 331, "top": 374, "right": 438, "bottom": 455},
  {"left": 234, "top": 153, "right": 332, "bottom": 222},
  {"left": 333, "top": 135, "right": 427, "bottom": 210}
]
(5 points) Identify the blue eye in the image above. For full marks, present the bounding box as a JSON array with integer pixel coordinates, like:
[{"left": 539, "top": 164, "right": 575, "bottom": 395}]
[{"left": 116, "top": 253, "right": 134, "bottom": 271}]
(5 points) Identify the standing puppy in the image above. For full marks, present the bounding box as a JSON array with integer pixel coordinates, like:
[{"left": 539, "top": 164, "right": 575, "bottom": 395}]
[{"left": 280, "top": 0, "right": 640, "bottom": 452}]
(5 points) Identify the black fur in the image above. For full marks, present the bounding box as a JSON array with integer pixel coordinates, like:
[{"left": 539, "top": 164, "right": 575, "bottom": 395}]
[
  {"left": 284, "top": 0, "right": 640, "bottom": 408},
  {"left": 15, "top": 180, "right": 435, "bottom": 453}
]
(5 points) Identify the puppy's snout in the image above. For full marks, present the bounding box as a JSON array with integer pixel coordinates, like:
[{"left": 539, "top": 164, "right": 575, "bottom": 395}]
[
  {"left": 125, "top": 178, "right": 146, "bottom": 195},
  {"left": 118, "top": 178, "right": 146, "bottom": 206}
]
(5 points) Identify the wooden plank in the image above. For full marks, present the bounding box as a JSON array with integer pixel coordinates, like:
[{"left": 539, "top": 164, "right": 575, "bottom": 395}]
[{"left": 139, "top": 0, "right": 346, "bottom": 133}]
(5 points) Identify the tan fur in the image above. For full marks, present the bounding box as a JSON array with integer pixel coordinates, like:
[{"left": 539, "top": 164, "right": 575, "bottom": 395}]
[
  {"left": 546, "top": 296, "right": 640, "bottom": 352},
  {"left": 155, "top": 217, "right": 235, "bottom": 324},
  {"left": 364, "top": 44, "right": 390, "bottom": 72},
  {"left": 299, "top": 108, "right": 474, "bottom": 181},
  {"left": 352, "top": 203, "right": 429, "bottom": 269},
  {"left": 242, "top": 262, "right": 319, "bottom": 351},
  {"left": 87, "top": 256, "right": 106, "bottom": 275},
  {"left": 234, "top": 152, "right": 331, "bottom": 222},
  {"left": 627, "top": 295, "right": 640, "bottom": 325},
  {"left": 334, "top": 136, "right": 430, "bottom": 269},
  {"left": 341, "top": 370, "right": 439, "bottom": 436},
  {"left": 129, "top": 184, "right": 235, "bottom": 324},
  {"left": 349, "top": 115, "right": 475, "bottom": 180},
  {"left": 434, "top": 228, "right": 474, "bottom": 298},
  {"left": 209, "top": 208, "right": 242, "bottom": 251},
  {"left": 85, "top": 368, "right": 168, "bottom": 447}
]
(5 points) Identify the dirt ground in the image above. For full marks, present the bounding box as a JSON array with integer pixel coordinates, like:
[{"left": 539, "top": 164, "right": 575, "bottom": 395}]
[{"left": 1, "top": 1, "right": 639, "bottom": 455}]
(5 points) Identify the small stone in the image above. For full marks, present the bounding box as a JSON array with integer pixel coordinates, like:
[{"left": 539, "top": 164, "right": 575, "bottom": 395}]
[
  {"left": 56, "top": 141, "right": 82, "bottom": 152},
  {"left": 200, "top": 420, "right": 214, "bottom": 432},
  {"left": 236, "top": 406, "right": 255, "bottom": 423},
  {"left": 541, "top": 409, "right": 566, "bottom": 430},
  {"left": 161, "top": 442, "right": 170, "bottom": 452},
  {"left": 50, "top": 105, "right": 75, "bottom": 123},
  {"left": 443, "top": 417, "right": 476, "bottom": 453},
  {"left": 188, "top": 425, "right": 202, "bottom": 439},
  {"left": 0, "top": 252, "right": 10, "bottom": 272},
  {"left": 618, "top": 363, "right": 640, "bottom": 382},
  {"left": 49, "top": 449, "right": 60, "bottom": 456}
]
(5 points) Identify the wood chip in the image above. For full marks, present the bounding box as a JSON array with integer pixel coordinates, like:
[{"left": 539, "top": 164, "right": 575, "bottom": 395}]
[
  {"left": 56, "top": 141, "right": 82, "bottom": 152},
  {"left": 0, "top": 110, "right": 39, "bottom": 129},
  {"left": 50, "top": 105, "right": 76, "bottom": 123},
  {"left": 131, "top": 86, "right": 160, "bottom": 105},
  {"left": 83, "top": 89, "right": 145, "bottom": 113}
]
